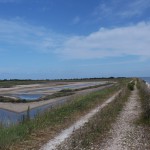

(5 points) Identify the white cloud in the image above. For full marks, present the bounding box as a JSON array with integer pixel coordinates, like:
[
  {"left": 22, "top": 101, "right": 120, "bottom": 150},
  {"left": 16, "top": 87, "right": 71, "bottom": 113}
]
[
  {"left": 93, "top": 0, "right": 150, "bottom": 20},
  {"left": 56, "top": 22, "right": 150, "bottom": 59},
  {"left": 0, "top": 18, "right": 150, "bottom": 61},
  {"left": 0, "top": 19, "right": 65, "bottom": 53},
  {"left": 119, "top": 0, "right": 150, "bottom": 18}
]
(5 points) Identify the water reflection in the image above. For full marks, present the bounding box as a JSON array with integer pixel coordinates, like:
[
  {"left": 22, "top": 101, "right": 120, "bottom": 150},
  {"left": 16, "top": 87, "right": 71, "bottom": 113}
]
[
  {"left": 0, "top": 97, "right": 68, "bottom": 126},
  {"left": 13, "top": 94, "right": 43, "bottom": 101}
]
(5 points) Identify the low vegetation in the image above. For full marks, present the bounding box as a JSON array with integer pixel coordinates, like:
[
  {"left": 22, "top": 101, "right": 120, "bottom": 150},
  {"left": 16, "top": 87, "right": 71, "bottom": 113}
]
[
  {"left": 0, "top": 84, "right": 120, "bottom": 149},
  {"left": 137, "top": 79, "right": 150, "bottom": 124},
  {"left": 127, "top": 80, "right": 135, "bottom": 91},
  {"left": 0, "top": 96, "right": 19, "bottom": 103},
  {"left": 59, "top": 85, "right": 131, "bottom": 149},
  {"left": 41, "top": 88, "right": 75, "bottom": 100}
]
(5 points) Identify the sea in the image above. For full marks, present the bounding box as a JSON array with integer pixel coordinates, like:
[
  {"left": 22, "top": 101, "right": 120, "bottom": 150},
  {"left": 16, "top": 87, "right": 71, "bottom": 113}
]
[{"left": 140, "top": 77, "right": 150, "bottom": 84}]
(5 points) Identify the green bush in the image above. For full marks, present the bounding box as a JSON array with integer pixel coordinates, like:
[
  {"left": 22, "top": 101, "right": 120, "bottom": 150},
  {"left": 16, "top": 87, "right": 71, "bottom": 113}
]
[{"left": 127, "top": 81, "right": 135, "bottom": 91}]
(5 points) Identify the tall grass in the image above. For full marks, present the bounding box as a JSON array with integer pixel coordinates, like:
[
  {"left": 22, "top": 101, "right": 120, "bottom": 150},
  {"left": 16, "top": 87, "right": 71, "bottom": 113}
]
[
  {"left": 137, "top": 79, "right": 150, "bottom": 124},
  {"left": 127, "top": 80, "right": 135, "bottom": 91},
  {"left": 58, "top": 86, "right": 130, "bottom": 149},
  {"left": 0, "top": 85, "right": 120, "bottom": 149}
]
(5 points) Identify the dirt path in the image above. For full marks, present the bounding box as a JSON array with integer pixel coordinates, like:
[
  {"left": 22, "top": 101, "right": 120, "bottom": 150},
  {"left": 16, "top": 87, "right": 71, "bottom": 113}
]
[
  {"left": 40, "top": 90, "right": 121, "bottom": 150},
  {"left": 96, "top": 86, "right": 149, "bottom": 150}
]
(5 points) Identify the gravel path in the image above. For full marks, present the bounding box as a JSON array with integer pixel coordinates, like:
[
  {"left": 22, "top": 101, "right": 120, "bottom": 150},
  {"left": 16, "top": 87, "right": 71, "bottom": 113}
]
[
  {"left": 96, "top": 86, "right": 149, "bottom": 150},
  {"left": 40, "top": 91, "right": 121, "bottom": 150}
]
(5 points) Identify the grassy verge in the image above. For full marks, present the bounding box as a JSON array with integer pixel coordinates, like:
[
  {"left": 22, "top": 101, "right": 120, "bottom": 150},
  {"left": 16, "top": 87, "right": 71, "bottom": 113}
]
[
  {"left": 0, "top": 85, "right": 120, "bottom": 149},
  {"left": 59, "top": 85, "right": 131, "bottom": 149},
  {"left": 137, "top": 79, "right": 150, "bottom": 125},
  {"left": 127, "top": 80, "right": 135, "bottom": 91}
]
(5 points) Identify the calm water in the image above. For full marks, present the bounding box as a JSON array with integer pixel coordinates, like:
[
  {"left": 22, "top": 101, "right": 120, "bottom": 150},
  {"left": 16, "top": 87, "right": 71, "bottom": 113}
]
[
  {"left": 13, "top": 94, "right": 43, "bottom": 101},
  {"left": 140, "top": 77, "right": 150, "bottom": 84},
  {"left": 0, "top": 97, "right": 68, "bottom": 126},
  {"left": 0, "top": 82, "right": 107, "bottom": 126},
  {"left": 4, "top": 82, "right": 101, "bottom": 101}
]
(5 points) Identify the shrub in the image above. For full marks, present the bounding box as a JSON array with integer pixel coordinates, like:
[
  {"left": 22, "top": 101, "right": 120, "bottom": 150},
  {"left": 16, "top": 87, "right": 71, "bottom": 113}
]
[
  {"left": 127, "top": 81, "right": 135, "bottom": 91},
  {"left": 138, "top": 79, "right": 150, "bottom": 124}
]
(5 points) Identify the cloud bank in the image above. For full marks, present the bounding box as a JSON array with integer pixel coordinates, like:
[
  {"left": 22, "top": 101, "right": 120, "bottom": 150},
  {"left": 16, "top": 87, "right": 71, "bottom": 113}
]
[
  {"left": 0, "top": 19, "right": 150, "bottom": 60},
  {"left": 58, "top": 22, "right": 150, "bottom": 59}
]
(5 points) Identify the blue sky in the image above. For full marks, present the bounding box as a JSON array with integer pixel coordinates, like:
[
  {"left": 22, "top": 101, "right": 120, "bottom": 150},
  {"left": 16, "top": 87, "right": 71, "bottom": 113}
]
[{"left": 0, "top": 0, "right": 150, "bottom": 79}]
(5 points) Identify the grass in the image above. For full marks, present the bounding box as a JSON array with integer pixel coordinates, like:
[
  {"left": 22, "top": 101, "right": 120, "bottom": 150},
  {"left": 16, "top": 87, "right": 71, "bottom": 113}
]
[
  {"left": 137, "top": 79, "right": 150, "bottom": 125},
  {"left": 61, "top": 85, "right": 131, "bottom": 149},
  {"left": 127, "top": 80, "right": 135, "bottom": 91},
  {"left": 0, "top": 96, "right": 20, "bottom": 103},
  {"left": 0, "top": 84, "right": 120, "bottom": 149}
]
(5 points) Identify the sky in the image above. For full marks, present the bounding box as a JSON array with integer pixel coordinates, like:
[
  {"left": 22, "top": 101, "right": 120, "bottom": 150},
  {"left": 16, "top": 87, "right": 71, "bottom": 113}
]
[{"left": 0, "top": 0, "right": 150, "bottom": 79}]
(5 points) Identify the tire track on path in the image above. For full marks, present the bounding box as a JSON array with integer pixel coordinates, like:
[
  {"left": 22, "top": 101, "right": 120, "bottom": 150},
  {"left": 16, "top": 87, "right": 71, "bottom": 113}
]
[
  {"left": 98, "top": 86, "right": 145, "bottom": 150},
  {"left": 40, "top": 90, "right": 121, "bottom": 150}
]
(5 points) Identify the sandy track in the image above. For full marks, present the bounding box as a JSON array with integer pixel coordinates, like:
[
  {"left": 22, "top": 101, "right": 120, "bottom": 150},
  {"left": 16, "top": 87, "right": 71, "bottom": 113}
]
[
  {"left": 40, "top": 90, "right": 121, "bottom": 150},
  {"left": 96, "top": 86, "right": 149, "bottom": 150}
]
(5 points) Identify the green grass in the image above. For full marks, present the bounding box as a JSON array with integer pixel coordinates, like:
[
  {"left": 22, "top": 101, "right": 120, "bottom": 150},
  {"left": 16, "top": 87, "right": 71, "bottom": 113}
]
[
  {"left": 0, "top": 85, "right": 120, "bottom": 149},
  {"left": 64, "top": 86, "right": 130, "bottom": 149},
  {"left": 137, "top": 79, "right": 150, "bottom": 124},
  {"left": 127, "top": 80, "right": 135, "bottom": 91}
]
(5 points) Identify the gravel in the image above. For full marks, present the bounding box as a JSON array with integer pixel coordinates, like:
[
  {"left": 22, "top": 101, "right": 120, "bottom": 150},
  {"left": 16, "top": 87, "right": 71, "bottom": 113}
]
[
  {"left": 40, "top": 91, "right": 121, "bottom": 150},
  {"left": 40, "top": 85, "right": 150, "bottom": 150},
  {"left": 96, "top": 86, "right": 150, "bottom": 150}
]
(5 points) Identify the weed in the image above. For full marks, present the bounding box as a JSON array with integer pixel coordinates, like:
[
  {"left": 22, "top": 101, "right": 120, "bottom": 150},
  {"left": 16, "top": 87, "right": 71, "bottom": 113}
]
[
  {"left": 127, "top": 80, "right": 135, "bottom": 91},
  {"left": 137, "top": 79, "right": 150, "bottom": 124},
  {"left": 0, "top": 85, "right": 119, "bottom": 149},
  {"left": 62, "top": 87, "right": 130, "bottom": 149}
]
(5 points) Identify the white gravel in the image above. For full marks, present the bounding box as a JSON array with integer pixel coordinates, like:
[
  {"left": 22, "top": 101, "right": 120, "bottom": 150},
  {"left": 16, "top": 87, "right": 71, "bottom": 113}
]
[
  {"left": 98, "top": 86, "right": 145, "bottom": 150},
  {"left": 40, "top": 91, "right": 121, "bottom": 150}
]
